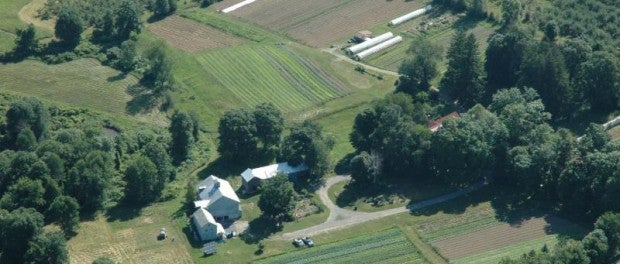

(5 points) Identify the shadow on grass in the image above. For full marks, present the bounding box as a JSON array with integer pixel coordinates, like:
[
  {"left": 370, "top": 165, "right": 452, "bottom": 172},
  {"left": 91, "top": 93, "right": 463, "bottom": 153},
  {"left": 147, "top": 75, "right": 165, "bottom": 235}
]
[
  {"left": 198, "top": 157, "right": 249, "bottom": 180},
  {"left": 105, "top": 204, "right": 142, "bottom": 222},
  {"left": 182, "top": 225, "right": 204, "bottom": 249},
  {"left": 126, "top": 84, "right": 160, "bottom": 115},
  {"left": 334, "top": 152, "right": 355, "bottom": 175},
  {"left": 107, "top": 72, "right": 128, "bottom": 82},
  {"left": 240, "top": 216, "right": 283, "bottom": 244}
]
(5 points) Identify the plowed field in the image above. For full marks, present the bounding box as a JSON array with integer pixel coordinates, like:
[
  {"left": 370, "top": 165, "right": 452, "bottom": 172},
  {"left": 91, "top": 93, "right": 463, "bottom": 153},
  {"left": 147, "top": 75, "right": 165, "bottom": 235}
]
[
  {"left": 216, "top": 0, "right": 427, "bottom": 47},
  {"left": 148, "top": 15, "right": 244, "bottom": 52}
]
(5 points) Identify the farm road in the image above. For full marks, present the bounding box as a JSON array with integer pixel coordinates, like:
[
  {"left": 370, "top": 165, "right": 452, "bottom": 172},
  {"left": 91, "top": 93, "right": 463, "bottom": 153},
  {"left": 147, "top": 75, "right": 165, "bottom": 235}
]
[
  {"left": 281, "top": 176, "right": 484, "bottom": 239},
  {"left": 322, "top": 48, "right": 399, "bottom": 77}
]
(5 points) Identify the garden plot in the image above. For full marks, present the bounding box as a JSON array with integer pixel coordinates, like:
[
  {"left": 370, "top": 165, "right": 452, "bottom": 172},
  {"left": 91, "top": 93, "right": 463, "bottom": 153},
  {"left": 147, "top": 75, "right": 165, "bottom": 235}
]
[
  {"left": 148, "top": 16, "right": 244, "bottom": 52},
  {"left": 255, "top": 228, "right": 428, "bottom": 264},
  {"left": 193, "top": 45, "right": 349, "bottom": 112},
  {"left": 222, "top": 0, "right": 427, "bottom": 47}
]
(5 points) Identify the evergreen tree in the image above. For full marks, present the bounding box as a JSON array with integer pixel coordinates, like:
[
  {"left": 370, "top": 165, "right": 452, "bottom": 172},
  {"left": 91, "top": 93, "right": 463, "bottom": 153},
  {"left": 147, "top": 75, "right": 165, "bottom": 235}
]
[
  {"left": 169, "top": 111, "right": 195, "bottom": 164},
  {"left": 14, "top": 24, "right": 38, "bottom": 57},
  {"left": 54, "top": 6, "right": 83, "bottom": 46},
  {"left": 440, "top": 31, "right": 485, "bottom": 108}
]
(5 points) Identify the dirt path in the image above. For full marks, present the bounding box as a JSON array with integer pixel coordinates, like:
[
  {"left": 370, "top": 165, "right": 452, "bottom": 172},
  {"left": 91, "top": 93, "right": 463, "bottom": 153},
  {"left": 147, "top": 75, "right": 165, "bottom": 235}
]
[
  {"left": 322, "top": 47, "right": 399, "bottom": 77},
  {"left": 281, "top": 176, "right": 484, "bottom": 239}
]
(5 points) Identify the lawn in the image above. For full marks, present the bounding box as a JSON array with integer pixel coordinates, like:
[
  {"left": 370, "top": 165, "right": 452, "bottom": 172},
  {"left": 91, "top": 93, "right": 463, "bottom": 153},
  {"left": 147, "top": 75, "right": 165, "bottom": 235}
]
[{"left": 255, "top": 228, "right": 429, "bottom": 264}]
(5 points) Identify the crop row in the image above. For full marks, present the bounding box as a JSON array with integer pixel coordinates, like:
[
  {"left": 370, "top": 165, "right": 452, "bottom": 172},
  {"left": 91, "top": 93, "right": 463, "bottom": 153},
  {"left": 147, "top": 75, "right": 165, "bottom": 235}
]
[
  {"left": 420, "top": 215, "right": 502, "bottom": 242},
  {"left": 196, "top": 45, "right": 345, "bottom": 112},
  {"left": 257, "top": 229, "right": 426, "bottom": 264}
]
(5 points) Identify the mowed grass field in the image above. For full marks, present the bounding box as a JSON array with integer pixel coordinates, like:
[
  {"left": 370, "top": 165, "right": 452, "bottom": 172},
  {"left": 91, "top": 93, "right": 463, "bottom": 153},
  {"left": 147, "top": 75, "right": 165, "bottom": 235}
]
[
  {"left": 0, "top": 59, "right": 135, "bottom": 114},
  {"left": 256, "top": 228, "right": 429, "bottom": 264}
]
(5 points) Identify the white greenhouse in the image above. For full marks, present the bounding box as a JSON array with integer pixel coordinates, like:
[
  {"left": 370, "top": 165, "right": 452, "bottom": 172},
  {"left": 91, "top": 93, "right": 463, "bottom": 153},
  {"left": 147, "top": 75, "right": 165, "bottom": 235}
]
[
  {"left": 346, "top": 32, "right": 394, "bottom": 55},
  {"left": 355, "top": 36, "right": 403, "bottom": 60},
  {"left": 388, "top": 5, "right": 432, "bottom": 26}
]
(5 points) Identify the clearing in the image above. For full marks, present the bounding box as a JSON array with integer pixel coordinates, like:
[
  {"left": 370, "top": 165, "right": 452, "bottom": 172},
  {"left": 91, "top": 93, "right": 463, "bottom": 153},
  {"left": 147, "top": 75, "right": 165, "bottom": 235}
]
[
  {"left": 215, "top": 0, "right": 428, "bottom": 47},
  {"left": 148, "top": 16, "right": 245, "bottom": 52},
  {"left": 255, "top": 228, "right": 428, "bottom": 264},
  {"left": 0, "top": 59, "right": 135, "bottom": 115}
]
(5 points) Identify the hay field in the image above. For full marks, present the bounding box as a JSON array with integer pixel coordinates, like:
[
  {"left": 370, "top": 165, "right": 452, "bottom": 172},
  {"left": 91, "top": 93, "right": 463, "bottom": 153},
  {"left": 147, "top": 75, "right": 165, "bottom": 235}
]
[
  {"left": 0, "top": 59, "right": 135, "bottom": 115},
  {"left": 148, "top": 16, "right": 245, "bottom": 52},
  {"left": 218, "top": 0, "right": 428, "bottom": 47}
]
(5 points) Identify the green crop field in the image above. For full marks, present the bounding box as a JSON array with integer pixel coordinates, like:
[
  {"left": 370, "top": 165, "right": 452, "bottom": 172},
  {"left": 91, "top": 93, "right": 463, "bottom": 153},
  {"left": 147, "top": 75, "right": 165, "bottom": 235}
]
[
  {"left": 0, "top": 59, "right": 135, "bottom": 115},
  {"left": 451, "top": 235, "right": 561, "bottom": 264},
  {"left": 192, "top": 45, "right": 349, "bottom": 112},
  {"left": 256, "top": 228, "right": 429, "bottom": 264}
]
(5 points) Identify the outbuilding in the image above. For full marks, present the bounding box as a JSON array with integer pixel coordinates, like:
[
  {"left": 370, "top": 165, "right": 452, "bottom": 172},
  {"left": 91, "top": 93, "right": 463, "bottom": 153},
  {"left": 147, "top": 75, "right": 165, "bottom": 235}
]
[
  {"left": 241, "top": 162, "right": 308, "bottom": 193},
  {"left": 192, "top": 207, "right": 225, "bottom": 242}
]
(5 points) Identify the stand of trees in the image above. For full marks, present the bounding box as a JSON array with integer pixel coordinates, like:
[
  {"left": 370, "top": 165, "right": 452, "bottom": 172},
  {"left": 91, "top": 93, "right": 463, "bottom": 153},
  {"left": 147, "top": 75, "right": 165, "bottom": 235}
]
[{"left": 0, "top": 96, "right": 178, "bottom": 262}]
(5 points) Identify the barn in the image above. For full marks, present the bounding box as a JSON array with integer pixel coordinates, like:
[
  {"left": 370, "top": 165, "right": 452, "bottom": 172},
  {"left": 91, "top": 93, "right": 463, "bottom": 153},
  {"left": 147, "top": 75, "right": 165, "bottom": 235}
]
[
  {"left": 192, "top": 207, "right": 225, "bottom": 242},
  {"left": 194, "top": 175, "right": 242, "bottom": 221},
  {"left": 241, "top": 162, "right": 308, "bottom": 193}
]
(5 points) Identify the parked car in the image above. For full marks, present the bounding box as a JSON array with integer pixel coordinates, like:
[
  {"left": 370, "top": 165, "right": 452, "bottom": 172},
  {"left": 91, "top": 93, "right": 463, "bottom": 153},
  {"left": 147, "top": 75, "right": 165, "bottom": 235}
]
[
  {"left": 302, "top": 237, "right": 314, "bottom": 247},
  {"left": 293, "top": 238, "right": 304, "bottom": 247}
]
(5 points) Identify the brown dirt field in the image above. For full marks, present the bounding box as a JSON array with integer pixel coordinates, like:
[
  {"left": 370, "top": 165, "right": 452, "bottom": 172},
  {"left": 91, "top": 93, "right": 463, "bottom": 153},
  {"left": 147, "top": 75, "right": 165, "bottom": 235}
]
[
  {"left": 220, "top": 0, "right": 425, "bottom": 47},
  {"left": 431, "top": 215, "right": 583, "bottom": 260},
  {"left": 148, "top": 15, "right": 244, "bottom": 52}
]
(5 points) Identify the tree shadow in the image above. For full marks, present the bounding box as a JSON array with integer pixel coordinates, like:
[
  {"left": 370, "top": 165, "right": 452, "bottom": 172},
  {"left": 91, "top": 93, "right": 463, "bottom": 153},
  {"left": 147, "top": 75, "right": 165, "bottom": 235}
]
[
  {"left": 334, "top": 152, "right": 356, "bottom": 175},
  {"left": 240, "top": 215, "right": 283, "bottom": 244},
  {"left": 105, "top": 203, "right": 143, "bottom": 222},
  {"left": 409, "top": 186, "right": 490, "bottom": 217},
  {"left": 126, "top": 84, "right": 160, "bottom": 115},
  {"left": 198, "top": 157, "right": 248, "bottom": 180},
  {"left": 182, "top": 224, "right": 204, "bottom": 249},
  {"left": 107, "top": 72, "right": 128, "bottom": 82}
]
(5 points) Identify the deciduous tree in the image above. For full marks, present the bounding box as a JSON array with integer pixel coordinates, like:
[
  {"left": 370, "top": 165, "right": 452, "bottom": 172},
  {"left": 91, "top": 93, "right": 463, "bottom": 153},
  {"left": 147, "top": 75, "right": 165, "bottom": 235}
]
[{"left": 258, "top": 173, "right": 295, "bottom": 220}]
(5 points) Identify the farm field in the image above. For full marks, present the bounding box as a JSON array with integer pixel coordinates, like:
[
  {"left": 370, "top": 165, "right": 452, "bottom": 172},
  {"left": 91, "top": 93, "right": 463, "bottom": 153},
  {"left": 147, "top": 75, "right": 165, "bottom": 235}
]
[
  {"left": 192, "top": 44, "right": 349, "bottom": 112},
  {"left": 215, "top": 0, "right": 429, "bottom": 47},
  {"left": 148, "top": 16, "right": 245, "bottom": 52},
  {"left": 0, "top": 59, "right": 135, "bottom": 115},
  {"left": 0, "top": 31, "right": 16, "bottom": 53},
  {"left": 413, "top": 191, "right": 586, "bottom": 263},
  {"left": 610, "top": 125, "right": 620, "bottom": 141},
  {"left": 255, "top": 228, "right": 429, "bottom": 264}
]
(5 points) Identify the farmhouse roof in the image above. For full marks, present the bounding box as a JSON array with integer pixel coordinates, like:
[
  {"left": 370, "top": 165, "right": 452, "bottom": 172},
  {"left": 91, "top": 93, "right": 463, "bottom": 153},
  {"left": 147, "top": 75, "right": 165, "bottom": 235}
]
[
  {"left": 195, "top": 175, "right": 240, "bottom": 208},
  {"left": 241, "top": 162, "right": 308, "bottom": 182},
  {"left": 192, "top": 207, "right": 225, "bottom": 233},
  {"left": 429, "top": 112, "right": 460, "bottom": 132}
]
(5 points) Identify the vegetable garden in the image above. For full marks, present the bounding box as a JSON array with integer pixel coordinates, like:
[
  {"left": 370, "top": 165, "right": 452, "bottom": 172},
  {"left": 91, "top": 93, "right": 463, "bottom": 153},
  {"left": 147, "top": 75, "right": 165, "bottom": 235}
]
[
  {"left": 148, "top": 16, "right": 245, "bottom": 52},
  {"left": 256, "top": 228, "right": 428, "bottom": 264},
  {"left": 194, "top": 45, "right": 349, "bottom": 112}
]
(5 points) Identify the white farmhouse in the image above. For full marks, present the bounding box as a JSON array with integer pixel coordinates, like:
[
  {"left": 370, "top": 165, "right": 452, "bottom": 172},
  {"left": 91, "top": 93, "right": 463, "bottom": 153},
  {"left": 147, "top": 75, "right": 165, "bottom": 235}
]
[
  {"left": 194, "top": 175, "right": 241, "bottom": 221},
  {"left": 191, "top": 207, "right": 225, "bottom": 242},
  {"left": 240, "top": 162, "right": 308, "bottom": 193}
]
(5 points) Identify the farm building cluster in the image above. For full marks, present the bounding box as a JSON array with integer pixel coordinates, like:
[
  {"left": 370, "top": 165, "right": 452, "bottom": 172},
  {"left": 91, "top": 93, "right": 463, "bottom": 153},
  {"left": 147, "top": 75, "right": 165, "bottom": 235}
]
[
  {"left": 345, "top": 5, "right": 433, "bottom": 61},
  {"left": 191, "top": 162, "right": 308, "bottom": 243}
]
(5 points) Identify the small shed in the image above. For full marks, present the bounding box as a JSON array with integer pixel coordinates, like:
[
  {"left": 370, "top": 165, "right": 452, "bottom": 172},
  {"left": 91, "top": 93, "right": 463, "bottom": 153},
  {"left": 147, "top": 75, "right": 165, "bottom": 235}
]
[{"left": 353, "top": 30, "right": 373, "bottom": 42}]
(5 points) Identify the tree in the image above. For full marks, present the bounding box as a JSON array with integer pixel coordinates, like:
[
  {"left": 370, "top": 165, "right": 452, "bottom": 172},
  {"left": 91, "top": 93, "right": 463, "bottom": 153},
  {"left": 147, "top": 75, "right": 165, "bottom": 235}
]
[
  {"left": 485, "top": 29, "right": 528, "bottom": 93},
  {"left": 141, "top": 46, "right": 175, "bottom": 95},
  {"left": 116, "top": 39, "right": 138, "bottom": 73},
  {"left": 93, "top": 8, "right": 115, "bottom": 42},
  {"left": 577, "top": 52, "right": 620, "bottom": 113},
  {"left": 560, "top": 38, "right": 591, "bottom": 78},
  {"left": 0, "top": 208, "right": 44, "bottom": 264},
  {"left": 280, "top": 120, "right": 332, "bottom": 176},
  {"left": 501, "top": 0, "right": 522, "bottom": 27},
  {"left": 153, "top": 0, "right": 177, "bottom": 17},
  {"left": 257, "top": 173, "right": 295, "bottom": 220},
  {"left": 489, "top": 87, "right": 551, "bottom": 144},
  {"left": 440, "top": 31, "right": 485, "bottom": 108},
  {"left": 253, "top": 103, "right": 284, "bottom": 156},
  {"left": 468, "top": 0, "right": 486, "bottom": 19},
  {"left": 54, "top": 6, "right": 83, "bottom": 46},
  {"left": 5, "top": 97, "right": 48, "bottom": 143},
  {"left": 14, "top": 24, "right": 38, "bottom": 57},
  {"left": 169, "top": 111, "right": 195, "bottom": 164},
  {"left": 16, "top": 127, "right": 37, "bottom": 151},
  {"left": 0, "top": 178, "right": 46, "bottom": 211},
  {"left": 23, "top": 231, "right": 68, "bottom": 264},
  {"left": 594, "top": 212, "right": 620, "bottom": 262},
  {"left": 543, "top": 20, "right": 559, "bottom": 41},
  {"left": 350, "top": 151, "right": 381, "bottom": 185},
  {"left": 581, "top": 229, "right": 609, "bottom": 264},
  {"left": 396, "top": 39, "right": 443, "bottom": 95},
  {"left": 46, "top": 196, "right": 80, "bottom": 236},
  {"left": 552, "top": 240, "right": 590, "bottom": 264},
  {"left": 123, "top": 155, "right": 161, "bottom": 205},
  {"left": 217, "top": 108, "right": 258, "bottom": 162},
  {"left": 429, "top": 105, "right": 507, "bottom": 186},
  {"left": 65, "top": 151, "right": 114, "bottom": 213},
  {"left": 143, "top": 141, "right": 175, "bottom": 181},
  {"left": 115, "top": 0, "right": 141, "bottom": 40},
  {"left": 518, "top": 41, "right": 573, "bottom": 116}
]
